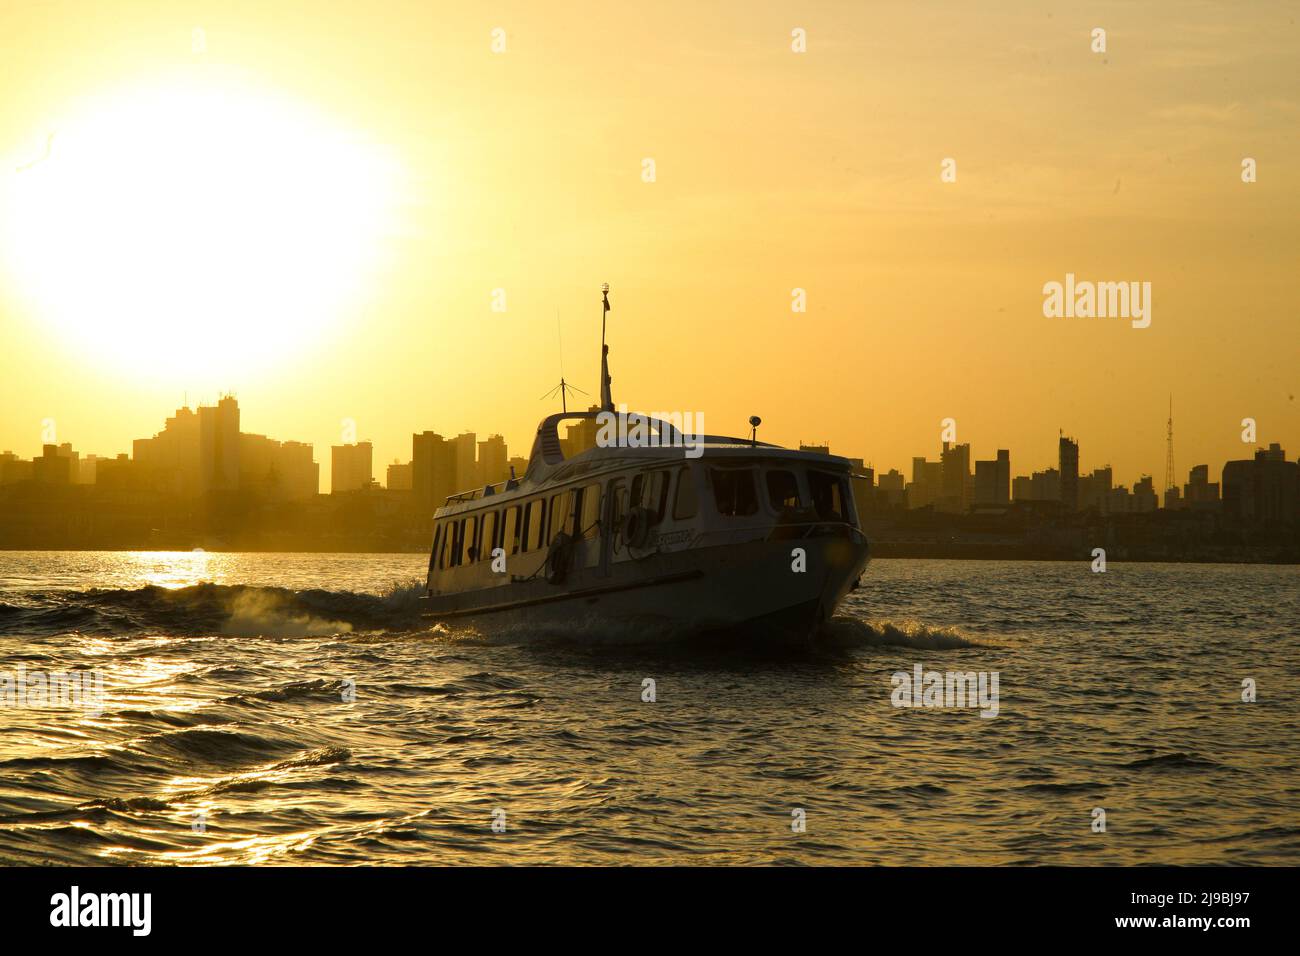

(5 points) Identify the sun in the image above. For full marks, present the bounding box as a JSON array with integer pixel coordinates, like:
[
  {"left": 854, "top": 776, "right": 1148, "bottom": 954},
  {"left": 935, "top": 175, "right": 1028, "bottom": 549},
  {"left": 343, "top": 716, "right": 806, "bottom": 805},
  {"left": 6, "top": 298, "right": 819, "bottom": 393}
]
[{"left": 1, "top": 72, "right": 400, "bottom": 382}]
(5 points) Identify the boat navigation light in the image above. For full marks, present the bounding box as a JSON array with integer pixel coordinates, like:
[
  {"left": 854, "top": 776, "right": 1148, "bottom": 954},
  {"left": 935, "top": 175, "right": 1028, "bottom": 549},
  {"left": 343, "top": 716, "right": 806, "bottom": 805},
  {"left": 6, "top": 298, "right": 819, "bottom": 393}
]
[{"left": 749, "top": 415, "right": 762, "bottom": 446}]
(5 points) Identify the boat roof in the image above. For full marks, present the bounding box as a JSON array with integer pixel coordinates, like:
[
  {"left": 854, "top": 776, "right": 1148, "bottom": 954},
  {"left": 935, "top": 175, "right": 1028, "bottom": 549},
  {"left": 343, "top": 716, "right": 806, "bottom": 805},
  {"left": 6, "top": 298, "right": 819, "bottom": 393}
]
[{"left": 435, "top": 410, "right": 855, "bottom": 518}]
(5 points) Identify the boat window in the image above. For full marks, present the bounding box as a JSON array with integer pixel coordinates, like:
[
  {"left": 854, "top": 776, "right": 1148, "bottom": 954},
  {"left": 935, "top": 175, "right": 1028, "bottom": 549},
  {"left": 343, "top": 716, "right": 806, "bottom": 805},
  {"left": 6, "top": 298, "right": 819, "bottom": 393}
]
[
  {"left": 523, "top": 499, "right": 546, "bottom": 552},
  {"left": 808, "top": 470, "right": 848, "bottom": 521},
  {"left": 480, "top": 511, "right": 497, "bottom": 561},
  {"left": 640, "top": 470, "right": 670, "bottom": 523},
  {"left": 579, "top": 483, "right": 601, "bottom": 537},
  {"left": 710, "top": 467, "right": 758, "bottom": 517},
  {"left": 766, "top": 470, "right": 801, "bottom": 510},
  {"left": 447, "top": 519, "right": 463, "bottom": 567},
  {"left": 435, "top": 523, "right": 450, "bottom": 570},
  {"left": 459, "top": 515, "right": 479, "bottom": 565},
  {"left": 468, "top": 516, "right": 478, "bottom": 561},
  {"left": 430, "top": 524, "right": 443, "bottom": 568},
  {"left": 547, "top": 492, "right": 571, "bottom": 544},
  {"left": 503, "top": 505, "right": 521, "bottom": 555},
  {"left": 672, "top": 466, "right": 698, "bottom": 519},
  {"left": 607, "top": 478, "right": 627, "bottom": 533}
]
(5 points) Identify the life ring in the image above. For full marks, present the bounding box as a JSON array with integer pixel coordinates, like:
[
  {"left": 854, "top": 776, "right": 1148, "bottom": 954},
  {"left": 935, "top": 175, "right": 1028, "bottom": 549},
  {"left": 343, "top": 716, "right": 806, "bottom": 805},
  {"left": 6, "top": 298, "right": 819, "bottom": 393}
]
[
  {"left": 545, "top": 531, "right": 573, "bottom": 584},
  {"left": 621, "top": 506, "right": 653, "bottom": 549}
]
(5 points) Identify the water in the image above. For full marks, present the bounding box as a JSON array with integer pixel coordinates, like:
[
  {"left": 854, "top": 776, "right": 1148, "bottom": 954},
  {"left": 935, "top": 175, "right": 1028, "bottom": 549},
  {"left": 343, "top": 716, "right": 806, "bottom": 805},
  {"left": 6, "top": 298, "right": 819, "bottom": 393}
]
[{"left": 0, "top": 551, "right": 1295, "bottom": 865}]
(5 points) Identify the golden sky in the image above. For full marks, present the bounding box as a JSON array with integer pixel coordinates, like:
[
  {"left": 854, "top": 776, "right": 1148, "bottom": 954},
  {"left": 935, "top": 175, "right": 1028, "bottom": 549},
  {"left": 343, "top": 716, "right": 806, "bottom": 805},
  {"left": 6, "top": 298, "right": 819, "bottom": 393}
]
[{"left": 1, "top": 0, "right": 1297, "bottom": 492}]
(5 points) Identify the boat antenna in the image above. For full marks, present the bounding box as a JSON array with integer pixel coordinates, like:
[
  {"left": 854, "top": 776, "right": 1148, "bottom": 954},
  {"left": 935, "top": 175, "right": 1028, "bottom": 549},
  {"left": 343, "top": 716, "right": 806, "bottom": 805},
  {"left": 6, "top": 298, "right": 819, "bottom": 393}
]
[
  {"left": 540, "top": 308, "right": 587, "bottom": 412},
  {"left": 600, "top": 282, "right": 614, "bottom": 412},
  {"left": 540, "top": 378, "right": 587, "bottom": 413}
]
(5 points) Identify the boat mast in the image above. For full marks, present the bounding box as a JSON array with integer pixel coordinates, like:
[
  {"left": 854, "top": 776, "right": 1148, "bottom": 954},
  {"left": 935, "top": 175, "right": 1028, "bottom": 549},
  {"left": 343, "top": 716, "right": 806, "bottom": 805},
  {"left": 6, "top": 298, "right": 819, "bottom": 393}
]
[{"left": 600, "top": 282, "right": 614, "bottom": 412}]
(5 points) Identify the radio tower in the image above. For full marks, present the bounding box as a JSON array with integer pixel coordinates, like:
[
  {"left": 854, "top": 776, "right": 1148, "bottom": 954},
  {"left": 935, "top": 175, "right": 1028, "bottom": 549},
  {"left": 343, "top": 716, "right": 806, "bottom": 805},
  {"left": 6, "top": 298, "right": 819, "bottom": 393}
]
[{"left": 1164, "top": 395, "right": 1175, "bottom": 499}]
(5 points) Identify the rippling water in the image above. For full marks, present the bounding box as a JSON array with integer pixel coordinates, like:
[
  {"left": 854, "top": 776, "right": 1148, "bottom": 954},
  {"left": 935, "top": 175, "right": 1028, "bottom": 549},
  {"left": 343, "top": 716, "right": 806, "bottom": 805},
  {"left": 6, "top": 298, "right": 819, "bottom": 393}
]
[{"left": 0, "top": 550, "right": 1295, "bottom": 865}]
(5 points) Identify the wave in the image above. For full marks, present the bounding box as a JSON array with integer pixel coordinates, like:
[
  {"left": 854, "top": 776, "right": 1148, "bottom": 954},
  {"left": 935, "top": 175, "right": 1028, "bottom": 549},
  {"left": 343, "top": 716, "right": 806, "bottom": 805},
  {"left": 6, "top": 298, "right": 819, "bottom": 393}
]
[
  {"left": 1119, "top": 752, "right": 1223, "bottom": 771},
  {"left": 0, "top": 580, "right": 428, "bottom": 638},
  {"left": 819, "top": 616, "right": 981, "bottom": 650}
]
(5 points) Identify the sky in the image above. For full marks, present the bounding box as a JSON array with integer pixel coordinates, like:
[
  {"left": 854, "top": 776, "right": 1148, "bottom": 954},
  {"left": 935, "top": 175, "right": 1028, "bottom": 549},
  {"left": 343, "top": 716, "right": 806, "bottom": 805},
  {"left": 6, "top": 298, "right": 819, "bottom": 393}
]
[{"left": 1, "top": 0, "right": 1297, "bottom": 492}]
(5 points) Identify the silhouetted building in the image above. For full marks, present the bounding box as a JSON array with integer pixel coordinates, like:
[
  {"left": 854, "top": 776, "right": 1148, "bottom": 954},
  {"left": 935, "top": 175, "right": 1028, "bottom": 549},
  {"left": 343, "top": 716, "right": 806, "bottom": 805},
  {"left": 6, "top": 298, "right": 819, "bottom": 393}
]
[
  {"left": 386, "top": 461, "right": 413, "bottom": 491},
  {"left": 877, "top": 469, "right": 906, "bottom": 507},
  {"left": 1133, "top": 475, "right": 1158, "bottom": 513},
  {"left": 135, "top": 397, "right": 242, "bottom": 497},
  {"left": 75, "top": 454, "right": 101, "bottom": 485},
  {"left": 451, "top": 432, "right": 477, "bottom": 493},
  {"left": 1183, "top": 464, "right": 1220, "bottom": 512},
  {"left": 412, "top": 430, "right": 456, "bottom": 515},
  {"left": 94, "top": 454, "right": 138, "bottom": 491},
  {"left": 974, "top": 450, "right": 1010, "bottom": 506},
  {"left": 241, "top": 434, "right": 320, "bottom": 501},
  {"left": 908, "top": 457, "right": 943, "bottom": 509},
  {"left": 1016, "top": 468, "right": 1060, "bottom": 502},
  {"left": 1059, "top": 435, "right": 1079, "bottom": 512},
  {"left": 562, "top": 411, "right": 602, "bottom": 460},
  {"left": 33, "top": 445, "right": 72, "bottom": 485},
  {"left": 0, "top": 451, "right": 34, "bottom": 485},
  {"left": 199, "top": 396, "right": 240, "bottom": 493},
  {"left": 1222, "top": 444, "right": 1297, "bottom": 523},
  {"left": 478, "top": 434, "right": 509, "bottom": 487},
  {"left": 938, "top": 442, "right": 971, "bottom": 513},
  {"left": 1078, "top": 466, "right": 1112, "bottom": 513},
  {"left": 331, "top": 441, "right": 373, "bottom": 494},
  {"left": 1106, "top": 484, "right": 1135, "bottom": 513}
]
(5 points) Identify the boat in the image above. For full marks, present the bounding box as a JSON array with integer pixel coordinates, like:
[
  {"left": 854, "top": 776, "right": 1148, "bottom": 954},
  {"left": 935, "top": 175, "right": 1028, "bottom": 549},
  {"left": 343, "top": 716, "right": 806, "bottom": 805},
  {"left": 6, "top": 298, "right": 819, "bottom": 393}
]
[{"left": 419, "top": 286, "right": 870, "bottom": 641}]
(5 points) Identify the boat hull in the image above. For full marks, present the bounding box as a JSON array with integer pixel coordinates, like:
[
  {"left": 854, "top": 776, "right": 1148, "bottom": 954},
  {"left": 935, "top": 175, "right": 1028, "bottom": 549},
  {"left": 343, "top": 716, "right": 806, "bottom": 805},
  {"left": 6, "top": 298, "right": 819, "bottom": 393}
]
[{"left": 420, "top": 526, "right": 869, "bottom": 644}]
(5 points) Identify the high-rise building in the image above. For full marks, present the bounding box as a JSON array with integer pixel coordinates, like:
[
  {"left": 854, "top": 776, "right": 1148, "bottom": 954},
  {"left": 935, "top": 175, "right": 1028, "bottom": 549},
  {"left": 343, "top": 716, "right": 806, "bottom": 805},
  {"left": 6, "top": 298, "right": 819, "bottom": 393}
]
[
  {"left": 876, "top": 469, "right": 906, "bottom": 507},
  {"left": 412, "top": 431, "right": 457, "bottom": 515},
  {"left": 938, "top": 441, "right": 971, "bottom": 513},
  {"left": 0, "top": 451, "right": 34, "bottom": 485},
  {"left": 1183, "top": 464, "right": 1220, "bottom": 511},
  {"left": 1078, "top": 466, "right": 1113, "bottom": 513},
  {"left": 1024, "top": 468, "right": 1061, "bottom": 502},
  {"left": 1222, "top": 444, "right": 1297, "bottom": 523},
  {"left": 478, "top": 434, "right": 509, "bottom": 487},
  {"left": 1059, "top": 434, "right": 1079, "bottom": 511},
  {"left": 562, "top": 411, "right": 601, "bottom": 459},
  {"left": 386, "top": 460, "right": 413, "bottom": 491},
  {"left": 331, "top": 441, "right": 374, "bottom": 493},
  {"left": 908, "top": 457, "right": 944, "bottom": 509},
  {"left": 134, "top": 406, "right": 201, "bottom": 496},
  {"left": 238, "top": 432, "right": 318, "bottom": 501},
  {"left": 199, "top": 396, "right": 240, "bottom": 493},
  {"left": 33, "top": 445, "right": 72, "bottom": 485},
  {"left": 974, "top": 450, "right": 1010, "bottom": 506},
  {"left": 1133, "top": 475, "right": 1158, "bottom": 513},
  {"left": 135, "top": 397, "right": 240, "bottom": 497},
  {"left": 451, "top": 432, "right": 477, "bottom": 493}
]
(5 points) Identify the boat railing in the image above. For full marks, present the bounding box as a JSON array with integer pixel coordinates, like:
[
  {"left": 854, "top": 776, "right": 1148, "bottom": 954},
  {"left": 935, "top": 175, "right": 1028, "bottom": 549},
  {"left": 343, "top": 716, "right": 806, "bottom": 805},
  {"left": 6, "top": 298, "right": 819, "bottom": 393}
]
[{"left": 443, "top": 476, "right": 521, "bottom": 506}]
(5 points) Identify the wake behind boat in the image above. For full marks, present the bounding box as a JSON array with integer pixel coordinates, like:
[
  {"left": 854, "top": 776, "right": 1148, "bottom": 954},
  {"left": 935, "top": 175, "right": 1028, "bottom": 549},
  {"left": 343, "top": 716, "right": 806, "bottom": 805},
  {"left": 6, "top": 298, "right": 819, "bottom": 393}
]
[{"left": 420, "top": 286, "right": 870, "bottom": 641}]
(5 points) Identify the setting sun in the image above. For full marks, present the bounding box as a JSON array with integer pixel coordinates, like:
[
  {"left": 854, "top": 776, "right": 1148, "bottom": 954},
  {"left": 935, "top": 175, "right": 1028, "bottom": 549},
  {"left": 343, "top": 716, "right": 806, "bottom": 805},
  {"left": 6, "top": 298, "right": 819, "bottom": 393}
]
[{"left": 1, "top": 68, "right": 400, "bottom": 381}]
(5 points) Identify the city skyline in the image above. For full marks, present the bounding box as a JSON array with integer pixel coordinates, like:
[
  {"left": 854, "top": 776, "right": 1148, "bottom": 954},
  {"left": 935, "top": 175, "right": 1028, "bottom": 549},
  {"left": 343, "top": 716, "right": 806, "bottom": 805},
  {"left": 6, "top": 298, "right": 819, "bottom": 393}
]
[{"left": 1, "top": 391, "right": 1291, "bottom": 503}]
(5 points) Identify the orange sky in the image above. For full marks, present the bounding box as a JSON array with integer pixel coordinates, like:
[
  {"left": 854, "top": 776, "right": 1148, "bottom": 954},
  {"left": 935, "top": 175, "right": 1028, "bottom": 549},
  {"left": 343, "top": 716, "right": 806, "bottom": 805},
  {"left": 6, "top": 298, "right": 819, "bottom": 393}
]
[{"left": 1, "top": 1, "right": 1297, "bottom": 492}]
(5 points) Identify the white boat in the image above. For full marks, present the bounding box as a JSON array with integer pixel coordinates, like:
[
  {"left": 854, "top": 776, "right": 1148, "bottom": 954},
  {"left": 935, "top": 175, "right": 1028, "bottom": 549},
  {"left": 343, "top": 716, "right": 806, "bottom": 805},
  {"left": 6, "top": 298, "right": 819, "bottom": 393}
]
[{"left": 420, "top": 288, "right": 870, "bottom": 642}]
